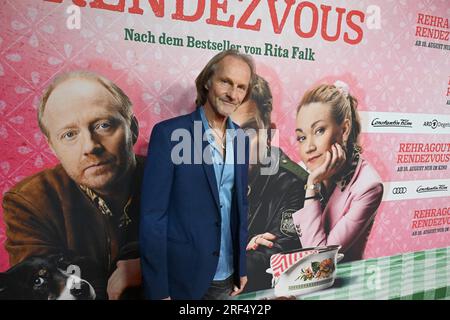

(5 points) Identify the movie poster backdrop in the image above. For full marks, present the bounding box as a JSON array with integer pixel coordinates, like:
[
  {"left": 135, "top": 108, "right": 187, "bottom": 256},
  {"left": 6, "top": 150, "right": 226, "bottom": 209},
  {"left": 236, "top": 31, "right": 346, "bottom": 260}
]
[{"left": 0, "top": 0, "right": 449, "bottom": 293}]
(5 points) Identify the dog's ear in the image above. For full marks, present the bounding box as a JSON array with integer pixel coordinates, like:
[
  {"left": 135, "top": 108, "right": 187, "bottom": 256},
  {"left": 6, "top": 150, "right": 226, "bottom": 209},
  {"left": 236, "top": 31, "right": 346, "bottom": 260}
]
[
  {"left": 0, "top": 273, "right": 9, "bottom": 298},
  {"left": 47, "top": 253, "right": 66, "bottom": 265}
]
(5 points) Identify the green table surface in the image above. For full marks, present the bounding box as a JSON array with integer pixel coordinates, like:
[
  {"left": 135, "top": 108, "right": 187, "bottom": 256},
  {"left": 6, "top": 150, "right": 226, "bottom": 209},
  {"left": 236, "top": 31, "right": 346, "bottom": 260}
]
[{"left": 236, "top": 246, "right": 450, "bottom": 300}]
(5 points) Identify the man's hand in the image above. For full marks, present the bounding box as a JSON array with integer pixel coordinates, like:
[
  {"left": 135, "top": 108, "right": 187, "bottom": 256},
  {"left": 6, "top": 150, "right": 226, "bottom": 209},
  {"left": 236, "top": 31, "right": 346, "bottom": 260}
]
[
  {"left": 230, "top": 276, "right": 247, "bottom": 297},
  {"left": 246, "top": 232, "right": 277, "bottom": 250},
  {"left": 107, "top": 258, "right": 142, "bottom": 300}
]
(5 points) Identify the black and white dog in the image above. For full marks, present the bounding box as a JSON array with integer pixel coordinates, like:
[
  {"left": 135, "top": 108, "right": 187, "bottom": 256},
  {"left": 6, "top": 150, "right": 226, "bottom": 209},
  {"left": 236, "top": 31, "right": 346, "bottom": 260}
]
[{"left": 0, "top": 254, "right": 96, "bottom": 300}]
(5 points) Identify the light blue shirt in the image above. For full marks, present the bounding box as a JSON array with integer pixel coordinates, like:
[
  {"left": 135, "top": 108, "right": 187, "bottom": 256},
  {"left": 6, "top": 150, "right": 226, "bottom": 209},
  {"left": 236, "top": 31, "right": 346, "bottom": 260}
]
[{"left": 200, "top": 106, "right": 235, "bottom": 281}]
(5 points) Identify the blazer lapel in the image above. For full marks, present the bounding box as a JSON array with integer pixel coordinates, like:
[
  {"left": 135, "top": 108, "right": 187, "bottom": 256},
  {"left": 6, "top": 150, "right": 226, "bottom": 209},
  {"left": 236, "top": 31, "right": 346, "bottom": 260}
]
[
  {"left": 190, "top": 109, "right": 220, "bottom": 211},
  {"left": 233, "top": 129, "right": 243, "bottom": 210}
]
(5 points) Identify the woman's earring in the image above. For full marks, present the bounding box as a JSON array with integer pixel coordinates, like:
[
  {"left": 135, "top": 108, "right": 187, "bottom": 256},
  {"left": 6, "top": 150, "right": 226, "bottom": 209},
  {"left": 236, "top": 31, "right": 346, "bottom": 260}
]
[{"left": 342, "top": 140, "right": 348, "bottom": 151}]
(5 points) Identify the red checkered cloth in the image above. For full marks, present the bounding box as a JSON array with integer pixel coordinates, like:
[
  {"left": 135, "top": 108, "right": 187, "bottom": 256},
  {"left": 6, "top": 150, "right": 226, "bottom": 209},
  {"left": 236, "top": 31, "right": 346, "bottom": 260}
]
[{"left": 270, "top": 250, "right": 319, "bottom": 279}]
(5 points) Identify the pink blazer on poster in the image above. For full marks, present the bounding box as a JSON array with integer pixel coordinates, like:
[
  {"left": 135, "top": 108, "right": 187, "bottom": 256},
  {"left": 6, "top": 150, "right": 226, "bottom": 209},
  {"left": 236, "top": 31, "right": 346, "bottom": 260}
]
[{"left": 292, "top": 158, "right": 383, "bottom": 261}]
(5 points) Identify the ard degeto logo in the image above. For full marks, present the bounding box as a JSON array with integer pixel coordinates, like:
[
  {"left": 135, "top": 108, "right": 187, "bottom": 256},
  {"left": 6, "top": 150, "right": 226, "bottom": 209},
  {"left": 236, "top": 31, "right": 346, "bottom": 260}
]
[
  {"left": 423, "top": 119, "right": 450, "bottom": 129},
  {"left": 416, "top": 184, "right": 448, "bottom": 193},
  {"left": 371, "top": 118, "right": 412, "bottom": 128},
  {"left": 392, "top": 187, "right": 407, "bottom": 195}
]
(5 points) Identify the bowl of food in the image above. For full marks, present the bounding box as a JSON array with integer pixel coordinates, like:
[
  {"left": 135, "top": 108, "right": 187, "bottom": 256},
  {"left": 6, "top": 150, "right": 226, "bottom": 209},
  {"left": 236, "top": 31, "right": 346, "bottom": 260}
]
[{"left": 266, "top": 245, "right": 344, "bottom": 297}]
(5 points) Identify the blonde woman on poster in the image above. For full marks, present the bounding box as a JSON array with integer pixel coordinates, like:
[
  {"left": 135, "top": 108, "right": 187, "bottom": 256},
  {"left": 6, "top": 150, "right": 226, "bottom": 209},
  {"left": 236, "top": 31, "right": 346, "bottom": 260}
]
[{"left": 249, "top": 82, "right": 383, "bottom": 262}]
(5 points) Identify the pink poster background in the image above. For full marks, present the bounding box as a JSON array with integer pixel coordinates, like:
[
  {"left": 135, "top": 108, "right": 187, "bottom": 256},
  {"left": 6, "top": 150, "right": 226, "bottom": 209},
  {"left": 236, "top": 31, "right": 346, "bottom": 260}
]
[{"left": 0, "top": 0, "right": 449, "bottom": 271}]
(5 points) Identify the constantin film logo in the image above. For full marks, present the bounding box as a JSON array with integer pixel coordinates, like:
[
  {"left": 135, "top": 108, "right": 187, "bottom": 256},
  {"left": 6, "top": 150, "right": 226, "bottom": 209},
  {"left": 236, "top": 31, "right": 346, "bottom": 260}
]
[
  {"left": 416, "top": 184, "right": 448, "bottom": 193},
  {"left": 371, "top": 118, "right": 412, "bottom": 128},
  {"left": 423, "top": 119, "right": 450, "bottom": 129},
  {"left": 392, "top": 187, "right": 407, "bottom": 195}
]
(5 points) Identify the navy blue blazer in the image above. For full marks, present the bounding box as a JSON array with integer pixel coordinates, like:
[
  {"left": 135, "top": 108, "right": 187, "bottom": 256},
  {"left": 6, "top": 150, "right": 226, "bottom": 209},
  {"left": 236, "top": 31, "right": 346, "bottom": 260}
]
[{"left": 140, "top": 108, "right": 249, "bottom": 300}]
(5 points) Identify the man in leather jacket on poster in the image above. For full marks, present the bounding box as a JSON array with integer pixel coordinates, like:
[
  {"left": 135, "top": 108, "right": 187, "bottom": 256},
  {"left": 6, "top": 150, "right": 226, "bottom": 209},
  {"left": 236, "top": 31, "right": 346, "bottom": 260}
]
[{"left": 231, "top": 75, "right": 308, "bottom": 292}]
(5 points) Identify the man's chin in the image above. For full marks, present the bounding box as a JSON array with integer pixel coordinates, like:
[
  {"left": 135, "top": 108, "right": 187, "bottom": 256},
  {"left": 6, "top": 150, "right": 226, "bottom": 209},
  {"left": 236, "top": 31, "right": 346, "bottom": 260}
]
[
  {"left": 218, "top": 102, "right": 238, "bottom": 116},
  {"left": 79, "top": 174, "right": 117, "bottom": 194}
]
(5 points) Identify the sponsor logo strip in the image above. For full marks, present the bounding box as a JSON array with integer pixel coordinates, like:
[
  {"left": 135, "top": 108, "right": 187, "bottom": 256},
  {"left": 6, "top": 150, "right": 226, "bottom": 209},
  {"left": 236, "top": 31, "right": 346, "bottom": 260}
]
[
  {"left": 383, "top": 179, "right": 450, "bottom": 201},
  {"left": 360, "top": 112, "right": 450, "bottom": 134}
]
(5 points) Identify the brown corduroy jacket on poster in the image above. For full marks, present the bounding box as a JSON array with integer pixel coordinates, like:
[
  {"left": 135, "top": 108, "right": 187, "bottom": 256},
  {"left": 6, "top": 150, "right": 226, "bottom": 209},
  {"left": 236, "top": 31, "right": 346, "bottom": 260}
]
[{"left": 2, "top": 156, "right": 145, "bottom": 298}]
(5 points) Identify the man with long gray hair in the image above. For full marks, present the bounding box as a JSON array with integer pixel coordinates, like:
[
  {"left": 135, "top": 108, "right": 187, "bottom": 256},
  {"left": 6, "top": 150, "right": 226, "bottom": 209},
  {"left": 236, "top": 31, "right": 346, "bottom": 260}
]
[{"left": 140, "top": 49, "right": 254, "bottom": 300}]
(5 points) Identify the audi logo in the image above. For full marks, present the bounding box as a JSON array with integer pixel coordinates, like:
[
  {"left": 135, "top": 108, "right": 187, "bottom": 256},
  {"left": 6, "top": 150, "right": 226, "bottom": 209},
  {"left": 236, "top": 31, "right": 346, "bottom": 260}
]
[{"left": 392, "top": 187, "right": 407, "bottom": 195}]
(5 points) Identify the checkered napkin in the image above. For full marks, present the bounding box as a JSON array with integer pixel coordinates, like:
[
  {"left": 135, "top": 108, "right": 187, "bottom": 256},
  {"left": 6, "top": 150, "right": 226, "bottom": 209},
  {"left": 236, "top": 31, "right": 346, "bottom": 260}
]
[{"left": 269, "top": 250, "right": 319, "bottom": 285}]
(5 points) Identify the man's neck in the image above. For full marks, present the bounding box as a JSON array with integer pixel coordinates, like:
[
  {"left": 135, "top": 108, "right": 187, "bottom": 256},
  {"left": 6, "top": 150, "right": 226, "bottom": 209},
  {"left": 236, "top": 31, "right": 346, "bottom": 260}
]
[{"left": 203, "top": 104, "right": 227, "bottom": 131}]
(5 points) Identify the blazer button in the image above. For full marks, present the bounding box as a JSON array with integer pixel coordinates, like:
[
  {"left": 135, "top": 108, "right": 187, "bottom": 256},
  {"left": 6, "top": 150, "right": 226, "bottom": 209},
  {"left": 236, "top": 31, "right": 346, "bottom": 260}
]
[
  {"left": 215, "top": 221, "right": 220, "bottom": 227},
  {"left": 213, "top": 251, "right": 219, "bottom": 256}
]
